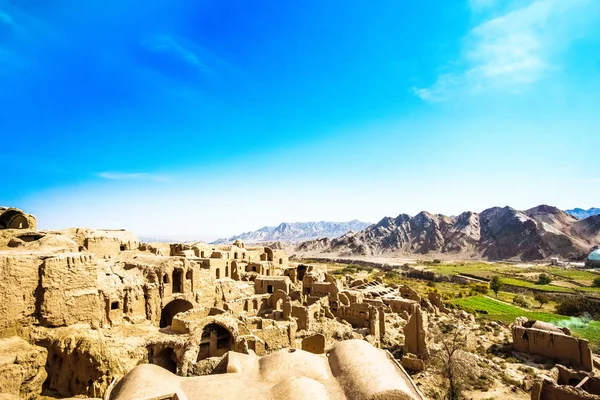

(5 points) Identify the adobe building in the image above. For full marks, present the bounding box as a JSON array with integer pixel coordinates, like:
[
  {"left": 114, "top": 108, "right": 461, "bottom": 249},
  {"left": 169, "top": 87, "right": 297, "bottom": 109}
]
[
  {"left": 531, "top": 364, "right": 600, "bottom": 400},
  {"left": 0, "top": 208, "right": 430, "bottom": 399}
]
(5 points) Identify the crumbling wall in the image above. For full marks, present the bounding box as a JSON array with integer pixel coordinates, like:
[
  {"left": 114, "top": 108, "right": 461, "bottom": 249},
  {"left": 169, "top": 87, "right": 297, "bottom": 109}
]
[
  {"left": 400, "top": 285, "right": 421, "bottom": 302},
  {"left": 0, "top": 255, "right": 43, "bottom": 336},
  {"left": 39, "top": 254, "right": 103, "bottom": 327},
  {"left": 427, "top": 291, "right": 449, "bottom": 313},
  {"left": 512, "top": 323, "right": 593, "bottom": 371},
  {"left": 301, "top": 334, "right": 325, "bottom": 354},
  {"left": 403, "top": 304, "right": 428, "bottom": 358},
  {"left": 531, "top": 378, "right": 600, "bottom": 400},
  {"left": 337, "top": 302, "right": 372, "bottom": 329},
  {"left": 33, "top": 326, "right": 149, "bottom": 398},
  {"left": 0, "top": 336, "right": 47, "bottom": 399},
  {"left": 386, "top": 298, "right": 417, "bottom": 315},
  {"left": 254, "top": 276, "right": 291, "bottom": 295}
]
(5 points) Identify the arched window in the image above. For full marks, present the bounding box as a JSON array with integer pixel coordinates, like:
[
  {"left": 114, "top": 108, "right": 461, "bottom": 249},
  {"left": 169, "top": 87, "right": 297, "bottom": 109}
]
[{"left": 216, "top": 268, "right": 221, "bottom": 279}]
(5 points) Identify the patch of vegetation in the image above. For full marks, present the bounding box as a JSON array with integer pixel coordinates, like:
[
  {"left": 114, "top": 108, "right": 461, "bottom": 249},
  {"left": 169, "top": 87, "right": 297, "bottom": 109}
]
[
  {"left": 555, "top": 295, "right": 600, "bottom": 319},
  {"left": 512, "top": 294, "right": 530, "bottom": 308},
  {"left": 331, "top": 263, "right": 374, "bottom": 276},
  {"left": 453, "top": 295, "right": 600, "bottom": 346},
  {"left": 489, "top": 275, "right": 503, "bottom": 298},
  {"left": 533, "top": 292, "right": 550, "bottom": 308},
  {"left": 422, "top": 262, "right": 600, "bottom": 295},
  {"left": 537, "top": 273, "right": 552, "bottom": 285}
]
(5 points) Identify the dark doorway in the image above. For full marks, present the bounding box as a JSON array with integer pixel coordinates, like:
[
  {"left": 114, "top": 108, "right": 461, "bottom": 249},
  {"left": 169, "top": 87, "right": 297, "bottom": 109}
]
[
  {"left": 153, "top": 347, "right": 177, "bottom": 373},
  {"left": 297, "top": 264, "right": 308, "bottom": 281},
  {"left": 172, "top": 269, "right": 183, "bottom": 293},
  {"left": 197, "top": 323, "right": 233, "bottom": 361}
]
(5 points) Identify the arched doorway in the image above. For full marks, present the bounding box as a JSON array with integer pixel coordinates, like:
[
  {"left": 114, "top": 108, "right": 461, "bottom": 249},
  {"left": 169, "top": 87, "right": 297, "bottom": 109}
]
[
  {"left": 153, "top": 347, "right": 177, "bottom": 373},
  {"left": 197, "top": 323, "right": 233, "bottom": 361},
  {"left": 231, "top": 261, "right": 239, "bottom": 280},
  {"left": 0, "top": 210, "right": 30, "bottom": 229},
  {"left": 159, "top": 299, "right": 193, "bottom": 328}
]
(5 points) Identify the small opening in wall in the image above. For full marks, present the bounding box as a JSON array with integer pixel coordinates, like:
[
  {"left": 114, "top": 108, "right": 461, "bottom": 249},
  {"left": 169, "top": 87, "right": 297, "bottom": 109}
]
[
  {"left": 111, "top": 301, "right": 119, "bottom": 310},
  {"left": 120, "top": 244, "right": 126, "bottom": 251}
]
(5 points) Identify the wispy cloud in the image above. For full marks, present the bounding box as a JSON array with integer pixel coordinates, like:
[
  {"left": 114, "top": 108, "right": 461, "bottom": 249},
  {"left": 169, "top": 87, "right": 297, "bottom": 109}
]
[
  {"left": 143, "top": 34, "right": 213, "bottom": 75},
  {"left": 97, "top": 172, "right": 168, "bottom": 181},
  {"left": 415, "top": 0, "right": 598, "bottom": 102},
  {"left": 0, "top": 9, "right": 16, "bottom": 28}
]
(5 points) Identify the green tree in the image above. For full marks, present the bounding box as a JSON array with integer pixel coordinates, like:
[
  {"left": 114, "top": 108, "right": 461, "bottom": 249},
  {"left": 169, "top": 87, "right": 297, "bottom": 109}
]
[
  {"left": 592, "top": 277, "right": 600, "bottom": 288},
  {"left": 537, "top": 273, "right": 552, "bottom": 285},
  {"left": 534, "top": 292, "right": 550, "bottom": 308},
  {"left": 489, "top": 276, "right": 503, "bottom": 298}
]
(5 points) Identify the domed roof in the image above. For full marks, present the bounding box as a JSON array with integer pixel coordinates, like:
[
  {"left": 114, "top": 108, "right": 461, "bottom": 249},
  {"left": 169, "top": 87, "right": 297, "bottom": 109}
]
[{"left": 588, "top": 249, "right": 600, "bottom": 262}]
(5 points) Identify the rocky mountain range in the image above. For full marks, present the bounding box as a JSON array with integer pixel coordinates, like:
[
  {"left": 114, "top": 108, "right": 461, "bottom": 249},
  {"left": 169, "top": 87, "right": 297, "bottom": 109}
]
[
  {"left": 296, "top": 205, "right": 600, "bottom": 261},
  {"left": 565, "top": 207, "right": 600, "bottom": 220},
  {"left": 212, "top": 220, "right": 371, "bottom": 244}
]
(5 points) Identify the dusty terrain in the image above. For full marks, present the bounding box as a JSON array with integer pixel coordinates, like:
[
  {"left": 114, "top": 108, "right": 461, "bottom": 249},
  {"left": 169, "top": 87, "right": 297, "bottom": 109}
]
[{"left": 0, "top": 207, "right": 599, "bottom": 400}]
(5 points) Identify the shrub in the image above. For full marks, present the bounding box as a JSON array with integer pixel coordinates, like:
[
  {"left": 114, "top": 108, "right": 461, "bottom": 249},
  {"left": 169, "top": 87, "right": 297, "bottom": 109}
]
[
  {"left": 592, "top": 277, "right": 600, "bottom": 288},
  {"left": 384, "top": 270, "right": 401, "bottom": 280},
  {"left": 513, "top": 294, "right": 530, "bottom": 307},
  {"left": 470, "top": 283, "right": 489, "bottom": 295},
  {"left": 555, "top": 295, "right": 600, "bottom": 319},
  {"left": 427, "top": 281, "right": 437, "bottom": 287},
  {"left": 534, "top": 292, "right": 550, "bottom": 308},
  {"left": 537, "top": 273, "right": 552, "bottom": 285}
]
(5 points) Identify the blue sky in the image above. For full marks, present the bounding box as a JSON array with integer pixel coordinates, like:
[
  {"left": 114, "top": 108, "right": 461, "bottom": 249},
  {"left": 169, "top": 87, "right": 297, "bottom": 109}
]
[{"left": 1, "top": 0, "right": 599, "bottom": 240}]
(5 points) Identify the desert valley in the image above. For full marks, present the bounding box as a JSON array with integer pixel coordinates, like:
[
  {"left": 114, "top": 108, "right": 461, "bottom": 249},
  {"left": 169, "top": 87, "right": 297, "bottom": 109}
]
[
  {"left": 2, "top": 2, "right": 600, "bottom": 399},
  {"left": 1, "top": 205, "right": 599, "bottom": 400}
]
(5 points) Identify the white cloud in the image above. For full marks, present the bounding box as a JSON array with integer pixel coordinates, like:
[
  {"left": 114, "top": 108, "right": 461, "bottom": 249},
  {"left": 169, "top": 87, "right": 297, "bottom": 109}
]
[
  {"left": 415, "top": 0, "right": 598, "bottom": 102},
  {"left": 97, "top": 172, "right": 167, "bottom": 181},
  {"left": 143, "top": 34, "right": 214, "bottom": 76}
]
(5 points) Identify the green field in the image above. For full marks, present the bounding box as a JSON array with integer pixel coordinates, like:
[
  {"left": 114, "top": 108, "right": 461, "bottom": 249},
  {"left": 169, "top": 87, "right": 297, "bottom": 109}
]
[
  {"left": 454, "top": 295, "right": 600, "bottom": 346},
  {"left": 423, "top": 262, "right": 600, "bottom": 295}
]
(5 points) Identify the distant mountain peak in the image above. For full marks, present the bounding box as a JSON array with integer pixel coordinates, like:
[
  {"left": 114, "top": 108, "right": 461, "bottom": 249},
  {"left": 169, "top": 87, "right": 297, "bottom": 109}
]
[
  {"left": 211, "top": 220, "right": 372, "bottom": 244},
  {"left": 565, "top": 207, "right": 600, "bottom": 220},
  {"left": 295, "top": 204, "right": 600, "bottom": 262}
]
